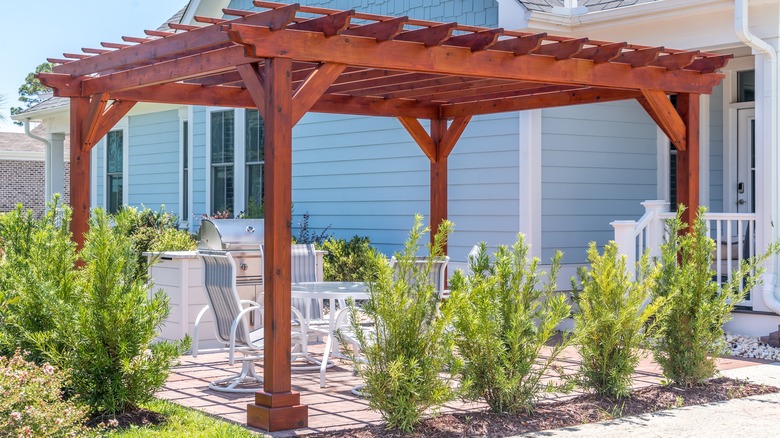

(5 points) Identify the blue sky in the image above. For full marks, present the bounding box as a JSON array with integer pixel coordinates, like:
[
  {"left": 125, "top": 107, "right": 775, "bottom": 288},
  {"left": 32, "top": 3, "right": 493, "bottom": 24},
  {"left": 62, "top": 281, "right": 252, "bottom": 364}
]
[{"left": 0, "top": 0, "right": 186, "bottom": 132}]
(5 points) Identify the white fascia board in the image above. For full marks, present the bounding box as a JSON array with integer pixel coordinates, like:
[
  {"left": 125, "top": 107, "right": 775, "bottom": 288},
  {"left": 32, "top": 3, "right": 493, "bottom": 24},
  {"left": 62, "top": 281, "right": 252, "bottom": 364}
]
[
  {"left": 516, "top": 0, "right": 777, "bottom": 49},
  {"left": 0, "top": 151, "right": 45, "bottom": 161}
]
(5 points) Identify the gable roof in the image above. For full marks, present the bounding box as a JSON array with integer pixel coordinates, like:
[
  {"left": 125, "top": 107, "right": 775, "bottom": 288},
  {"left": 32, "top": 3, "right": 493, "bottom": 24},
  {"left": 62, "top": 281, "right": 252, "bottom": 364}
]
[
  {"left": 519, "top": 0, "right": 660, "bottom": 13},
  {"left": 0, "top": 125, "right": 70, "bottom": 159}
]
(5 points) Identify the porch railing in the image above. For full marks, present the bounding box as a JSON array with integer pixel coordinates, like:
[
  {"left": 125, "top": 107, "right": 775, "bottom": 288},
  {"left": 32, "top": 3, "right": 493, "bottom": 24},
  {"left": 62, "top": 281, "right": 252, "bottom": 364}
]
[{"left": 612, "top": 201, "right": 757, "bottom": 305}]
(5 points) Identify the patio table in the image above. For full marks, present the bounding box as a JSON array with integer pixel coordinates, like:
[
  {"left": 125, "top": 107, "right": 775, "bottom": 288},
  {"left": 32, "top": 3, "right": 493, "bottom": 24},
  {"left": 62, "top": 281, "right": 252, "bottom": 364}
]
[{"left": 291, "top": 281, "right": 370, "bottom": 384}]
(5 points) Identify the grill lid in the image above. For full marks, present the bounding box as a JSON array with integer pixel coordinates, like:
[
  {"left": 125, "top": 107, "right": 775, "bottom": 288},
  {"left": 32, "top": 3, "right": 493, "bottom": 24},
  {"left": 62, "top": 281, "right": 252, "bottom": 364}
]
[{"left": 197, "top": 219, "right": 265, "bottom": 251}]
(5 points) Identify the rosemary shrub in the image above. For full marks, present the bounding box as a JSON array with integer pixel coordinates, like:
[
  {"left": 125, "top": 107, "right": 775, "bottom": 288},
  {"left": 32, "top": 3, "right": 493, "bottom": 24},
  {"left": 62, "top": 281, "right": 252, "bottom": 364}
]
[
  {"left": 450, "top": 237, "right": 571, "bottom": 414},
  {"left": 572, "top": 241, "right": 660, "bottom": 399},
  {"left": 651, "top": 207, "right": 779, "bottom": 387},
  {"left": 346, "top": 215, "right": 456, "bottom": 433}
]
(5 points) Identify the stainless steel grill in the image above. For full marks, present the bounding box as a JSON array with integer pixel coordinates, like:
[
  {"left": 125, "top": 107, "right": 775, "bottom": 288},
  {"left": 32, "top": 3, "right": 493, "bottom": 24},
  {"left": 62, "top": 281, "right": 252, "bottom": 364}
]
[{"left": 198, "top": 219, "right": 265, "bottom": 327}]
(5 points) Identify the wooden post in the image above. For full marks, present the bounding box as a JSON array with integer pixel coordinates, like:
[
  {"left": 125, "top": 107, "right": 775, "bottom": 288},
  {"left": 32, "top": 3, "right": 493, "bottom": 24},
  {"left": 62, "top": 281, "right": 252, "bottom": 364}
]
[
  {"left": 69, "top": 97, "right": 90, "bottom": 250},
  {"left": 675, "top": 93, "right": 700, "bottom": 226},
  {"left": 247, "top": 57, "right": 308, "bottom": 431},
  {"left": 430, "top": 118, "right": 448, "bottom": 248}
]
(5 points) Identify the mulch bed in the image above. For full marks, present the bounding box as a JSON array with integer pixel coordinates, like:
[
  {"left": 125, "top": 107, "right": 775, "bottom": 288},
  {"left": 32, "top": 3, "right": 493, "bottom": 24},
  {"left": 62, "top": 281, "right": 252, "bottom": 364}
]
[
  {"left": 310, "top": 378, "right": 778, "bottom": 437},
  {"left": 86, "top": 408, "right": 166, "bottom": 429}
]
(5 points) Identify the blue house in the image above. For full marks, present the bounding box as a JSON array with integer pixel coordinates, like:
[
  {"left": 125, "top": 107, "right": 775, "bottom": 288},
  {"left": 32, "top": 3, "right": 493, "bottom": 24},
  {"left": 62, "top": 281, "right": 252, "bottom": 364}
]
[{"left": 15, "top": 0, "right": 780, "bottom": 337}]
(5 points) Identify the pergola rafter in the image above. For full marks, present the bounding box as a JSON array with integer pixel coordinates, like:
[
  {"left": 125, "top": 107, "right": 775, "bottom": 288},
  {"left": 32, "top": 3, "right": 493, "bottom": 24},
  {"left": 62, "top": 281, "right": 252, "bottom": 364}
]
[{"left": 37, "top": 0, "right": 730, "bottom": 431}]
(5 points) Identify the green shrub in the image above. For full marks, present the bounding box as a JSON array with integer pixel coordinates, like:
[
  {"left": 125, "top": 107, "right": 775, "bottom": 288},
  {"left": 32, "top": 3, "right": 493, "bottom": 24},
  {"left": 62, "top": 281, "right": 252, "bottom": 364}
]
[
  {"left": 113, "top": 205, "right": 194, "bottom": 276},
  {"left": 450, "top": 237, "right": 571, "bottom": 414},
  {"left": 150, "top": 228, "right": 197, "bottom": 252},
  {"left": 0, "top": 199, "right": 77, "bottom": 362},
  {"left": 345, "top": 215, "right": 456, "bottom": 432},
  {"left": 239, "top": 196, "right": 264, "bottom": 219},
  {"left": 651, "top": 207, "right": 779, "bottom": 387},
  {"left": 48, "top": 209, "right": 188, "bottom": 415},
  {"left": 321, "top": 236, "right": 381, "bottom": 282},
  {"left": 0, "top": 350, "right": 86, "bottom": 437},
  {"left": 572, "top": 241, "right": 660, "bottom": 399}
]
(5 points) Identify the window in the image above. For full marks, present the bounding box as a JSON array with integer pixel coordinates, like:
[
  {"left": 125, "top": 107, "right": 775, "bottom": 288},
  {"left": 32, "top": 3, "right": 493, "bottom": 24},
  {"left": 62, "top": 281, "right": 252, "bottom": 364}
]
[
  {"left": 182, "top": 120, "right": 189, "bottom": 221},
  {"left": 211, "top": 110, "right": 235, "bottom": 214},
  {"left": 245, "top": 109, "right": 265, "bottom": 212},
  {"left": 737, "top": 70, "right": 755, "bottom": 103},
  {"left": 106, "top": 130, "right": 123, "bottom": 213}
]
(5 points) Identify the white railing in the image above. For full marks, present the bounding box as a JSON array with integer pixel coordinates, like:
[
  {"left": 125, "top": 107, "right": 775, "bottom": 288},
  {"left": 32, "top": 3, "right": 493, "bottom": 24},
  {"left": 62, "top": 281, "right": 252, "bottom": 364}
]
[{"left": 612, "top": 201, "right": 757, "bottom": 305}]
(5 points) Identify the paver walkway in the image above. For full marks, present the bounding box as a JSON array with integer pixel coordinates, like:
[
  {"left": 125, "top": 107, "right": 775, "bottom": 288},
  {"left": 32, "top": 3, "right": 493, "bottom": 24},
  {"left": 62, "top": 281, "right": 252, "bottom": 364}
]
[{"left": 156, "top": 344, "right": 771, "bottom": 436}]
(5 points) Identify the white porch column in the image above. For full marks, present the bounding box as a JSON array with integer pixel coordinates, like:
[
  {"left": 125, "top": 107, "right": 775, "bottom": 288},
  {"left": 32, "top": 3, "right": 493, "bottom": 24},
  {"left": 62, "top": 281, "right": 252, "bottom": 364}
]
[
  {"left": 48, "top": 133, "right": 66, "bottom": 200},
  {"left": 755, "top": 44, "right": 780, "bottom": 313}
]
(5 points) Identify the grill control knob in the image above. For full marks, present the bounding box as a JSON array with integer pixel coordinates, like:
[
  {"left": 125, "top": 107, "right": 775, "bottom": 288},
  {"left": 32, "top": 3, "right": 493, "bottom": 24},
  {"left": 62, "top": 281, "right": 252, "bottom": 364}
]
[
  {"left": 240, "top": 263, "right": 249, "bottom": 271},
  {"left": 246, "top": 226, "right": 255, "bottom": 234}
]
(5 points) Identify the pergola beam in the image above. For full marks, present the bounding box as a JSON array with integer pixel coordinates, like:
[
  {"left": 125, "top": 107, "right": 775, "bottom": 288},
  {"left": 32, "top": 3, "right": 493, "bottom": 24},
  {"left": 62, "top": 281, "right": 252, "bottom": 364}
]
[
  {"left": 106, "top": 81, "right": 440, "bottom": 118},
  {"left": 441, "top": 88, "right": 642, "bottom": 118},
  {"left": 225, "top": 24, "right": 723, "bottom": 94}
]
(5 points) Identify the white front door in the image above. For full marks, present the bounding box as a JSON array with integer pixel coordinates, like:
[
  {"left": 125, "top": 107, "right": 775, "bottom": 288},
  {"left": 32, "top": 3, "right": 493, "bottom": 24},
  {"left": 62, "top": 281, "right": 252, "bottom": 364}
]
[{"left": 736, "top": 108, "right": 756, "bottom": 213}]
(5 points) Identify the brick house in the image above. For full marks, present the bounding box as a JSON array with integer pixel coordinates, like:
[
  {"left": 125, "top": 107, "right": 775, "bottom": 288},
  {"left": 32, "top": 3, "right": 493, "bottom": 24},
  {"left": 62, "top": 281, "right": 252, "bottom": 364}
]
[{"left": 0, "top": 124, "right": 70, "bottom": 216}]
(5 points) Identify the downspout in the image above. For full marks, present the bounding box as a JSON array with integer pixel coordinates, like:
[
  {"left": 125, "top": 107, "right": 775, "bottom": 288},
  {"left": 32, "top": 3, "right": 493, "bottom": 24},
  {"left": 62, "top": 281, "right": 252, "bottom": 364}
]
[
  {"left": 734, "top": 0, "right": 780, "bottom": 314},
  {"left": 24, "top": 117, "right": 53, "bottom": 200},
  {"left": 24, "top": 117, "right": 49, "bottom": 147}
]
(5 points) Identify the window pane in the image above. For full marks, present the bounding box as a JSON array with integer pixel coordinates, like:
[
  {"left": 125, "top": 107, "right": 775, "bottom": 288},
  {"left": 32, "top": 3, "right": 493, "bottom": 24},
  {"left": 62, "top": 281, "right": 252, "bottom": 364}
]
[
  {"left": 108, "top": 175, "right": 123, "bottom": 214},
  {"left": 246, "top": 163, "right": 263, "bottom": 207},
  {"left": 211, "top": 110, "right": 235, "bottom": 164},
  {"left": 211, "top": 166, "right": 234, "bottom": 213},
  {"left": 738, "top": 70, "right": 755, "bottom": 103},
  {"left": 107, "top": 130, "right": 122, "bottom": 173},
  {"left": 245, "top": 109, "right": 264, "bottom": 162}
]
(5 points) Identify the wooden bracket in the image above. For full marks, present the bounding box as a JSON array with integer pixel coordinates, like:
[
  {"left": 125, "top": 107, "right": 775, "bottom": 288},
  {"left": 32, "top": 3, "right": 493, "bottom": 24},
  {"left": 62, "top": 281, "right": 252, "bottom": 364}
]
[
  {"left": 292, "top": 62, "right": 347, "bottom": 125},
  {"left": 82, "top": 96, "right": 136, "bottom": 152},
  {"left": 398, "top": 116, "right": 472, "bottom": 162},
  {"left": 637, "top": 89, "right": 686, "bottom": 150},
  {"left": 237, "top": 62, "right": 267, "bottom": 119}
]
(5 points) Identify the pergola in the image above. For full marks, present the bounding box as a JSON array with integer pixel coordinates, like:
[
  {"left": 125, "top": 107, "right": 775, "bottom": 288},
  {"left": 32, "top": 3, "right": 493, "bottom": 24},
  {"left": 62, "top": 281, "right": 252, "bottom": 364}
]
[{"left": 39, "top": 0, "right": 729, "bottom": 431}]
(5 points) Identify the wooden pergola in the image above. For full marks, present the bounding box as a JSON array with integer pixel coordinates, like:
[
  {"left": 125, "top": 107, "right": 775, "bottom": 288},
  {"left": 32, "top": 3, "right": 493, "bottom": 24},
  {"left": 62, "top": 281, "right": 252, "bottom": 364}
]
[{"left": 39, "top": 1, "right": 729, "bottom": 431}]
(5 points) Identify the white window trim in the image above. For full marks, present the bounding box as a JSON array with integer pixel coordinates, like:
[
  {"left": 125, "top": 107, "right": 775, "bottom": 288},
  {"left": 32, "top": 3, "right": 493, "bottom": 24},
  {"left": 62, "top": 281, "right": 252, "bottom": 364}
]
[
  {"left": 103, "top": 118, "right": 129, "bottom": 211},
  {"left": 178, "top": 107, "right": 190, "bottom": 229},
  {"left": 235, "top": 108, "right": 247, "bottom": 216}
]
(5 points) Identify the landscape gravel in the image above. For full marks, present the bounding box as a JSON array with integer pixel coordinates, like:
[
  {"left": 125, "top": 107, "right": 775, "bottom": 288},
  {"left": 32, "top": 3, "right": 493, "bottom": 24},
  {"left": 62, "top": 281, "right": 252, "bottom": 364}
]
[{"left": 725, "top": 333, "right": 780, "bottom": 361}]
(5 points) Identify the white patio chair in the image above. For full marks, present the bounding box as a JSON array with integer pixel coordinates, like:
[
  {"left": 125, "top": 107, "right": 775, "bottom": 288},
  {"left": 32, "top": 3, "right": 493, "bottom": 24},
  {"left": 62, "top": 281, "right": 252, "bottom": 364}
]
[
  {"left": 193, "top": 250, "right": 305, "bottom": 393},
  {"left": 389, "top": 255, "right": 450, "bottom": 299}
]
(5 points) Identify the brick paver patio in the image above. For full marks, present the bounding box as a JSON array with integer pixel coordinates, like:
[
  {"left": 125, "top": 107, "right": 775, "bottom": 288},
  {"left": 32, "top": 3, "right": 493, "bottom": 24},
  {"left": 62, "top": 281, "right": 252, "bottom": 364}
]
[{"left": 156, "top": 344, "right": 770, "bottom": 436}]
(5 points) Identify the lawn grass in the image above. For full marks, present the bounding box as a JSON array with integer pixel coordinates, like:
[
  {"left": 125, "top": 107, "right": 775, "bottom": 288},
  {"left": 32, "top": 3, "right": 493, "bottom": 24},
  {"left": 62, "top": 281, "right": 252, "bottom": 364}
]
[{"left": 98, "top": 399, "right": 260, "bottom": 437}]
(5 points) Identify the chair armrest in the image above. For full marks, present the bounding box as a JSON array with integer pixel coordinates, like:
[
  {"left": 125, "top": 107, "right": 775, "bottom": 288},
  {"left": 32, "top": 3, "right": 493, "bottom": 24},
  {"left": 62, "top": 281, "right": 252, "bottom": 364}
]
[
  {"left": 192, "top": 304, "right": 211, "bottom": 358},
  {"left": 228, "top": 305, "right": 263, "bottom": 365}
]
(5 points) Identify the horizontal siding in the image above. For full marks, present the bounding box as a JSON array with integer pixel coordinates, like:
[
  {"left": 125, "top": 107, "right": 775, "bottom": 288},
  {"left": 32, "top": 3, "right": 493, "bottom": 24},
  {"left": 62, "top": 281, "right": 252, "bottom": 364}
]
[
  {"left": 541, "top": 100, "right": 657, "bottom": 264},
  {"left": 128, "top": 110, "right": 180, "bottom": 212},
  {"left": 709, "top": 83, "right": 724, "bottom": 212},
  {"left": 292, "top": 112, "right": 520, "bottom": 258}
]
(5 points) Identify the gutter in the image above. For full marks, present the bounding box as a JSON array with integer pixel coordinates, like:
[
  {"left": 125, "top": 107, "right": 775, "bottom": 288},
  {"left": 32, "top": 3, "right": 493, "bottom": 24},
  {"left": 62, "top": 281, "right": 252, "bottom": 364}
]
[{"left": 734, "top": 0, "right": 780, "bottom": 315}]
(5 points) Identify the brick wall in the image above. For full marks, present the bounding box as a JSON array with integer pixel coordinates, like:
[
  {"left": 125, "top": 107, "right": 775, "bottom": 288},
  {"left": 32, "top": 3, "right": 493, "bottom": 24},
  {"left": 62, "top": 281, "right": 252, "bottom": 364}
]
[{"left": 0, "top": 159, "right": 71, "bottom": 217}]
